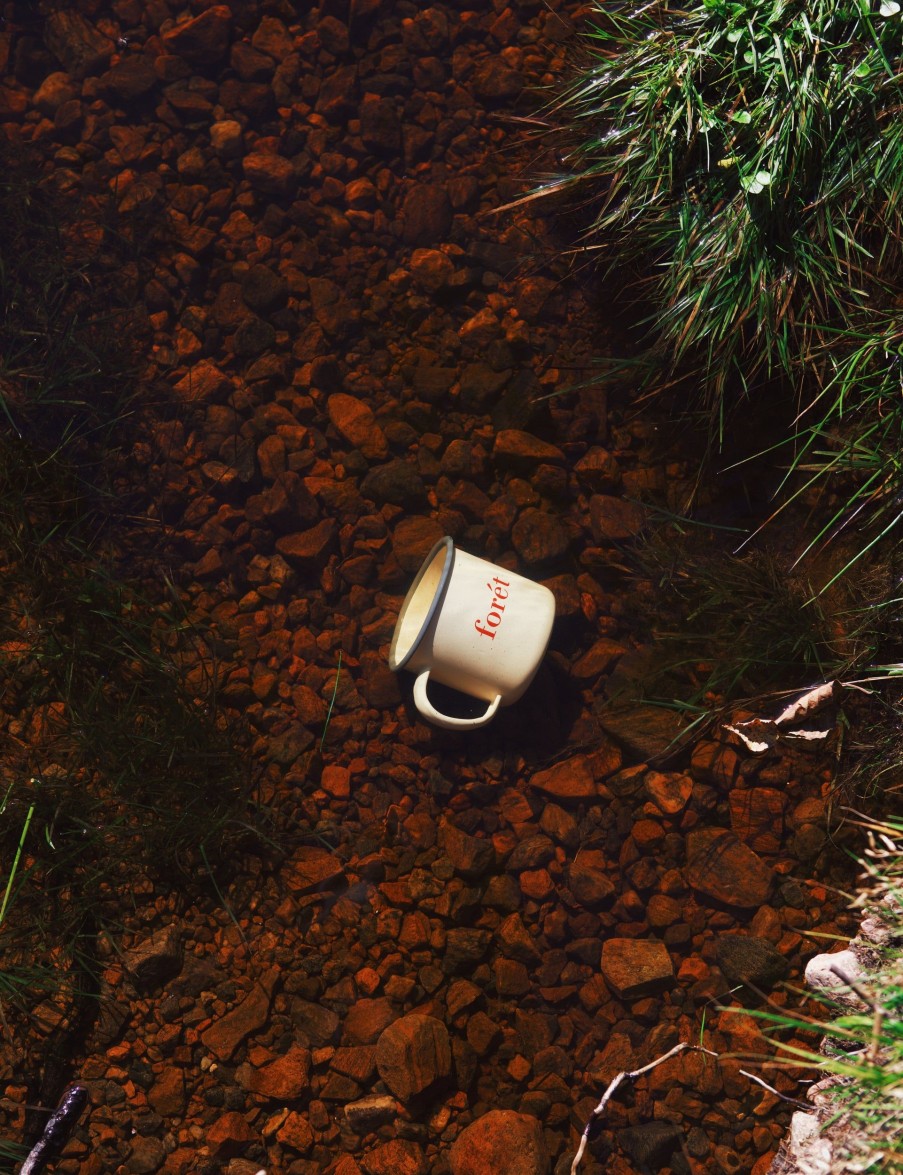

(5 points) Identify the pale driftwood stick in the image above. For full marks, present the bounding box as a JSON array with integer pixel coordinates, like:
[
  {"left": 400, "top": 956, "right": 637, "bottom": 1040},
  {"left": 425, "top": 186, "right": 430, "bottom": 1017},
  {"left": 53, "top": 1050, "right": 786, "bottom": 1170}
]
[
  {"left": 570, "top": 1043, "right": 719, "bottom": 1174},
  {"left": 738, "top": 1069, "right": 812, "bottom": 1109}
]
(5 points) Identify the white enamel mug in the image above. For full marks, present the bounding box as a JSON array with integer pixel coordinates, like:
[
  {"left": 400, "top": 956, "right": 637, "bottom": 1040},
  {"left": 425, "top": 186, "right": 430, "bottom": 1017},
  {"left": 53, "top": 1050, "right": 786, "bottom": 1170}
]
[{"left": 388, "top": 537, "right": 556, "bottom": 729}]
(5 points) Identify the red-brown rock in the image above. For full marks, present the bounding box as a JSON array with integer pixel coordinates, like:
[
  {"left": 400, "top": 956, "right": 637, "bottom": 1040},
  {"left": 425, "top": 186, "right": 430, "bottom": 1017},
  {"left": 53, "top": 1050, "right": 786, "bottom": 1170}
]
[
  {"left": 162, "top": 6, "right": 232, "bottom": 65},
  {"left": 589, "top": 495, "right": 647, "bottom": 542},
  {"left": 409, "top": 248, "right": 456, "bottom": 293},
  {"left": 207, "top": 1111, "right": 256, "bottom": 1157},
  {"left": 276, "top": 1111, "right": 314, "bottom": 1154},
  {"left": 600, "top": 938, "right": 674, "bottom": 999},
  {"left": 362, "top": 1139, "right": 426, "bottom": 1175},
  {"left": 644, "top": 771, "right": 694, "bottom": 815},
  {"left": 327, "top": 392, "right": 388, "bottom": 459},
  {"left": 729, "top": 788, "right": 785, "bottom": 854},
  {"left": 242, "top": 152, "right": 296, "bottom": 197},
  {"left": 172, "top": 360, "right": 230, "bottom": 403},
  {"left": 391, "top": 516, "right": 445, "bottom": 574},
  {"left": 43, "top": 11, "right": 114, "bottom": 78},
  {"left": 511, "top": 508, "right": 571, "bottom": 564},
  {"left": 529, "top": 754, "right": 597, "bottom": 799},
  {"left": 285, "top": 847, "right": 344, "bottom": 894},
  {"left": 442, "top": 819, "right": 495, "bottom": 878},
  {"left": 568, "top": 860, "right": 616, "bottom": 907},
  {"left": 275, "top": 520, "right": 336, "bottom": 566},
  {"left": 449, "top": 1110, "right": 549, "bottom": 1175},
  {"left": 401, "top": 184, "right": 453, "bottom": 245},
  {"left": 201, "top": 971, "right": 276, "bottom": 1060},
  {"left": 493, "top": 430, "right": 565, "bottom": 465},
  {"left": 574, "top": 448, "right": 621, "bottom": 490},
  {"left": 571, "top": 637, "right": 626, "bottom": 679},
  {"left": 344, "top": 998, "right": 396, "bottom": 1045},
  {"left": 147, "top": 1067, "right": 186, "bottom": 1117},
  {"left": 690, "top": 740, "right": 740, "bottom": 788},
  {"left": 685, "top": 828, "right": 774, "bottom": 908},
  {"left": 241, "top": 1046, "right": 311, "bottom": 1099},
  {"left": 375, "top": 1013, "right": 452, "bottom": 1100}
]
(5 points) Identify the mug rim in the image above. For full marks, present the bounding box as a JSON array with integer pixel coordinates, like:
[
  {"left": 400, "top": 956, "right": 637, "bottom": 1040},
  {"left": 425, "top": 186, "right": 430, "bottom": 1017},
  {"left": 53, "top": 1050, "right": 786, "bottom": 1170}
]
[{"left": 388, "top": 536, "right": 455, "bottom": 671}]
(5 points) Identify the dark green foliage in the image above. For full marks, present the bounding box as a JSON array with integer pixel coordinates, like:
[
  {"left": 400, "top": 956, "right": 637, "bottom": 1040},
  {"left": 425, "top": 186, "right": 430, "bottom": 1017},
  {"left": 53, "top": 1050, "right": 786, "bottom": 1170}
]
[
  {"left": 623, "top": 518, "right": 893, "bottom": 715},
  {"left": 544, "top": 0, "right": 903, "bottom": 404},
  {"left": 535, "top": 0, "right": 903, "bottom": 573},
  {"left": 0, "top": 161, "right": 146, "bottom": 457}
]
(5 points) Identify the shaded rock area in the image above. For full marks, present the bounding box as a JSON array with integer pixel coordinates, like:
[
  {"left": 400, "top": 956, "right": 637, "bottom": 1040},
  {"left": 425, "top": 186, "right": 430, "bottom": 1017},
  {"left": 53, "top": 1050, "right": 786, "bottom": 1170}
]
[{"left": 0, "top": 1, "right": 860, "bottom": 1174}]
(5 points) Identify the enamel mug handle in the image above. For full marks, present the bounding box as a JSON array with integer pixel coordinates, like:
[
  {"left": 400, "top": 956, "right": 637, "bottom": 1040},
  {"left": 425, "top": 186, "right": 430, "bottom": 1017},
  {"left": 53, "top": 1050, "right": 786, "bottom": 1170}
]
[{"left": 413, "top": 669, "right": 502, "bottom": 730}]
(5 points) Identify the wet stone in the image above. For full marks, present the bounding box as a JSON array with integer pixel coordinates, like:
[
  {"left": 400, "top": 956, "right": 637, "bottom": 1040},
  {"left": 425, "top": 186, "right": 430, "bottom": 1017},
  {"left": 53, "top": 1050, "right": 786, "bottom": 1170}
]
[
  {"left": 126, "top": 1135, "right": 167, "bottom": 1174},
  {"left": 241, "top": 263, "right": 288, "bottom": 315},
  {"left": 644, "top": 771, "right": 694, "bottom": 816},
  {"left": 147, "top": 1068, "right": 186, "bottom": 1117},
  {"left": 239, "top": 1046, "right": 311, "bottom": 1099},
  {"left": 574, "top": 448, "right": 621, "bottom": 491},
  {"left": 409, "top": 248, "right": 457, "bottom": 293},
  {"left": 275, "top": 520, "right": 337, "bottom": 567},
  {"left": 344, "top": 998, "right": 396, "bottom": 1045},
  {"left": 568, "top": 861, "right": 616, "bottom": 908},
  {"left": 449, "top": 1109, "right": 549, "bottom": 1175},
  {"left": 362, "top": 1139, "right": 426, "bottom": 1175},
  {"left": 210, "top": 119, "right": 243, "bottom": 157},
  {"left": 401, "top": 183, "right": 453, "bottom": 245},
  {"left": 507, "top": 834, "right": 555, "bottom": 872},
  {"left": 496, "top": 912, "right": 542, "bottom": 962},
  {"left": 596, "top": 703, "right": 686, "bottom": 762},
  {"left": 33, "top": 72, "right": 77, "bottom": 115},
  {"left": 589, "top": 495, "right": 646, "bottom": 543},
  {"left": 285, "top": 847, "right": 344, "bottom": 894},
  {"left": 100, "top": 56, "right": 158, "bottom": 101},
  {"left": 529, "top": 754, "right": 598, "bottom": 800},
  {"left": 207, "top": 1111, "right": 256, "bottom": 1157},
  {"left": 716, "top": 934, "right": 789, "bottom": 990},
  {"left": 391, "top": 516, "right": 445, "bottom": 573},
  {"left": 691, "top": 740, "right": 741, "bottom": 788},
  {"left": 600, "top": 938, "right": 674, "bottom": 999},
  {"left": 493, "top": 429, "right": 565, "bottom": 466},
  {"left": 511, "top": 508, "right": 571, "bottom": 563},
  {"left": 161, "top": 6, "right": 233, "bottom": 66},
  {"left": 172, "top": 360, "right": 231, "bottom": 403},
  {"left": 729, "top": 788, "right": 786, "bottom": 854},
  {"left": 124, "top": 927, "right": 183, "bottom": 992},
  {"left": 275, "top": 1111, "right": 313, "bottom": 1153},
  {"left": 360, "top": 460, "right": 426, "bottom": 506},
  {"left": 291, "top": 999, "right": 340, "bottom": 1047},
  {"left": 327, "top": 392, "right": 388, "bottom": 460},
  {"left": 44, "top": 11, "right": 114, "bottom": 78},
  {"left": 240, "top": 146, "right": 295, "bottom": 195},
  {"left": 571, "top": 637, "right": 626, "bottom": 680},
  {"left": 201, "top": 971, "right": 276, "bottom": 1061},
  {"left": 442, "top": 819, "right": 495, "bottom": 878},
  {"left": 619, "top": 1121, "right": 683, "bottom": 1168},
  {"left": 375, "top": 1013, "right": 452, "bottom": 1101},
  {"left": 685, "top": 828, "right": 774, "bottom": 908},
  {"left": 443, "top": 927, "right": 492, "bottom": 973}
]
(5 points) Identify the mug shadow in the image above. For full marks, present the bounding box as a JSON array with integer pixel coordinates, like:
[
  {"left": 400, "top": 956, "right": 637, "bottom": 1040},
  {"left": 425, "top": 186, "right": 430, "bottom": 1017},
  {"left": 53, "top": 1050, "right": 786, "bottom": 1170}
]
[{"left": 406, "top": 653, "right": 585, "bottom": 763}]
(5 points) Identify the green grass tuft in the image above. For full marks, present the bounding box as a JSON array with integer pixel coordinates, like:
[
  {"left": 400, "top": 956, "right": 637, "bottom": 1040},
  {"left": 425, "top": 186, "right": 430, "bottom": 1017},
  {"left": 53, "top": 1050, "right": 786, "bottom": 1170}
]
[{"left": 542, "top": 0, "right": 903, "bottom": 411}]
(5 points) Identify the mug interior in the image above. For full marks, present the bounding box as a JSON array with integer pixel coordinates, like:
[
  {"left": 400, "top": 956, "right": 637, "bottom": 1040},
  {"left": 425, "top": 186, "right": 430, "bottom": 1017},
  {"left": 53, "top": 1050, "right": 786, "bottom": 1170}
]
[{"left": 388, "top": 537, "right": 454, "bottom": 670}]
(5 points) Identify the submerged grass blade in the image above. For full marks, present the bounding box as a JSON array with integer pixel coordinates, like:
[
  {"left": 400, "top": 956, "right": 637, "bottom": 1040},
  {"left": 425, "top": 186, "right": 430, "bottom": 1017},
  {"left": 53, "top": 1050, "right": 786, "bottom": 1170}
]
[
  {"left": 320, "top": 652, "right": 343, "bottom": 754},
  {"left": 0, "top": 803, "right": 34, "bottom": 929}
]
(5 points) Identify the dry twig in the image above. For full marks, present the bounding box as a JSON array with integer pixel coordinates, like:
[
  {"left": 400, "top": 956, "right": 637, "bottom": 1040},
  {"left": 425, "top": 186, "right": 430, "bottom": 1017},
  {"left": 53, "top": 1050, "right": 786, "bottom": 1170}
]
[
  {"left": 570, "top": 1042, "right": 812, "bottom": 1172},
  {"left": 570, "top": 1043, "right": 717, "bottom": 1173}
]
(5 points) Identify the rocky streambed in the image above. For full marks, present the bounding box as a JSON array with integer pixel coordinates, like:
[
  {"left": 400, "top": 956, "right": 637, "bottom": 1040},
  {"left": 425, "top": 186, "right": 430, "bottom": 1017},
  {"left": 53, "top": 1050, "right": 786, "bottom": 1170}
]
[{"left": 0, "top": 1, "right": 859, "bottom": 1173}]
